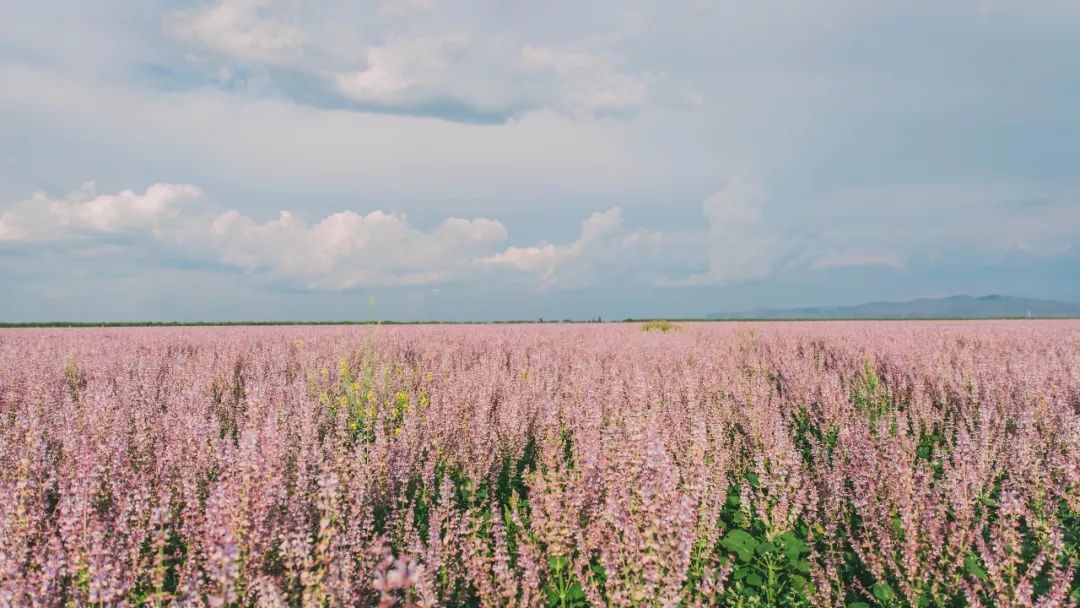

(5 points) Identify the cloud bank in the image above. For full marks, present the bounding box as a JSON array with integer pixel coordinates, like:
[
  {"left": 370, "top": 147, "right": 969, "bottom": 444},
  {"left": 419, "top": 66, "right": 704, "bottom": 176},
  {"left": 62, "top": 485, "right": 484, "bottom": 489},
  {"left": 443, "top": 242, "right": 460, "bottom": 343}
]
[
  {"left": 10, "top": 181, "right": 1057, "bottom": 294},
  {"left": 1, "top": 184, "right": 666, "bottom": 291},
  {"left": 161, "top": 0, "right": 656, "bottom": 121}
]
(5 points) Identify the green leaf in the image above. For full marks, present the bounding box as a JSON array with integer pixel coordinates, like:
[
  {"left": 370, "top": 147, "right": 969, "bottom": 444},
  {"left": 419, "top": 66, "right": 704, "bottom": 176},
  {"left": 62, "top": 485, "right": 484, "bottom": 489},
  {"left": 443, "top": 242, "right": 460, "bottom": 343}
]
[
  {"left": 720, "top": 529, "right": 759, "bottom": 562},
  {"left": 873, "top": 582, "right": 895, "bottom": 603},
  {"left": 793, "top": 560, "right": 811, "bottom": 573},
  {"left": 566, "top": 583, "right": 585, "bottom": 601},
  {"left": 889, "top": 515, "right": 904, "bottom": 536},
  {"left": 848, "top": 603, "right": 871, "bottom": 608},
  {"left": 964, "top": 553, "right": 988, "bottom": 580},
  {"left": 744, "top": 573, "right": 764, "bottom": 587},
  {"left": 733, "top": 511, "right": 750, "bottom": 528},
  {"left": 778, "top": 532, "right": 808, "bottom": 560},
  {"left": 549, "top": 556, "right": 568, "bottom": 572},
  {"left": 755, "top": 541, "right": 778, "bottom": 556},
  {"left": 745, "top": 471, "right": 760, "bottom": 488}
]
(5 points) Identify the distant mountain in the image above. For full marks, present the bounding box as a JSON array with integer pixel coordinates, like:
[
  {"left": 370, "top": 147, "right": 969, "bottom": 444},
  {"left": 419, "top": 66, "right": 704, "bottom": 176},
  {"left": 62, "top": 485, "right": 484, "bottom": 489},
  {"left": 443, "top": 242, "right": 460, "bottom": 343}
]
[{"left": 708, "top": 295, "right": 1080, "bottom": 320}]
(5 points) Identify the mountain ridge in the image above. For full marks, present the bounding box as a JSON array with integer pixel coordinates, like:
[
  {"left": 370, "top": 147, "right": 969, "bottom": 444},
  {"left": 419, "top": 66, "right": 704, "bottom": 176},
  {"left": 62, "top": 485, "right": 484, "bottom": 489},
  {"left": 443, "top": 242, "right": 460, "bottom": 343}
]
[{"left": 708, "top": 295, "right": 1080, "bottom": 319}]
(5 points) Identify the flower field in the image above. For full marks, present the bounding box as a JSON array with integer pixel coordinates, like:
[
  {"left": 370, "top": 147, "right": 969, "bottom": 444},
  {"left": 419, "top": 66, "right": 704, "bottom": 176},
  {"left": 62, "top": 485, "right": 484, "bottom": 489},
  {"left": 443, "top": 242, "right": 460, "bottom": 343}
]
[{"left": 1, "top": 322, "right": 1078, "bottom": 607}]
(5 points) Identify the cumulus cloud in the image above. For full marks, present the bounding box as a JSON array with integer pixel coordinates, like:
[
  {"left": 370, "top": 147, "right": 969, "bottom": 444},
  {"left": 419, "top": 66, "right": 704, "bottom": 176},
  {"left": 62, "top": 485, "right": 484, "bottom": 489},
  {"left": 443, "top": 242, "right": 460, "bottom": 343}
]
[
  {"left": 3, "top": 177, "right": 1076, "bottom": 302},
  {"left": 333, "top": 37, "right": 652, "bottom": 118},
  {"left": 335, "top": 35, "right": 494, "bottom": 109},
  {"left": 0, "top": 183, "right": 665, "bottom": 291},
  {"left": 0, "top": 183, "right": 203, "bottom": 242},
  {"left": 661, "top": 184, "right": 922, "bottom": 287},
  {"left": 164, "top": 0, "right": 304, "bottom": 64},
  {"left": 481, "top": 207, "right": 661, "bottom": 288},
  {"left": 162, "top": 208, "right": 508, "bottom": 289},
  {"left": 0, "top": 183, "right": 512, "bottom": 289},
  {"left": 0, "top": 180, "right": 910, "bottom": 293},
  {"left": 664, "top": 183, "right": 785, "bottom": 286}
]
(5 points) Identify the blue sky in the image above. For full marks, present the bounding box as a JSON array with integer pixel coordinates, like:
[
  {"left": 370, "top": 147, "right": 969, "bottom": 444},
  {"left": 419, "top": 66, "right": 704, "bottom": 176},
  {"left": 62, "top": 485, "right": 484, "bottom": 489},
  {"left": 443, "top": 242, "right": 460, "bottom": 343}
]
[{"left": 1, "top": 0, "right": 1078, "bottom": 321}]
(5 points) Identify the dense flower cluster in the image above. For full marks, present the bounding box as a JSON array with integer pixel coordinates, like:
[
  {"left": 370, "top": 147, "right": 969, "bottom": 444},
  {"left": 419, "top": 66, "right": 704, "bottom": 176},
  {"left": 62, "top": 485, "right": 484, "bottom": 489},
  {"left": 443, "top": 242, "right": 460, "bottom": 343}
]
[{"left": 0, "top": 322, "right": 1078, "bottom": 607}]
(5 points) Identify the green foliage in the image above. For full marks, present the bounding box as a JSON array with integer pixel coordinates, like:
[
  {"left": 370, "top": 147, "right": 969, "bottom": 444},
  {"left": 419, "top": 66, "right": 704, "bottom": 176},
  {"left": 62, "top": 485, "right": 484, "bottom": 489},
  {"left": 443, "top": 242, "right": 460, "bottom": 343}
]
[
  {"left": 713, "top": 484, "right": 815, "bottom": 607},
  {"left": 209, "top": 359, "right": 247, "bottom": 446},
  {"left": 544, "top": 556, "right": 587, "bottom": 608},
  {"left": 640, "top": 320, "right": 684, "bottom": 333},
  {"left": 63, "top": 355, "right": 87, "bottom": 401},
  {"left": 871, "top": 582, "right": 895, "bottom": 604},
  {"left": 128, "top": 531, "right": 186, "bottom": 606},
  {"left": 791, "top": 405, "right": 838, "bottom": 467},
  {"left": 335, "top": 356, "right": 378, "bottom": 443},
  {"left": 316, "top": 349, "right": 421, "bottom": 445},
  {"left": 963, "top": 553, "right": 987, "bottom": 581},
  {"left": 915, "top": 423, "right": 948, "bottom": 480},
  {"left": 851, "top": 359, "right": 893, "bottom": 422},
  {"left": 1063, "top": 503, "right": 1080, "bottom": 602}
]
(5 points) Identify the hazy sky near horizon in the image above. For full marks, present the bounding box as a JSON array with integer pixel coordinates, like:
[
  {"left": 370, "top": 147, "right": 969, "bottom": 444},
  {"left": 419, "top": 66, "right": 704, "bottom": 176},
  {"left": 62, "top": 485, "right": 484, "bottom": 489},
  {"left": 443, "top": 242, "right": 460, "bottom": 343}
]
[{"left": 1, "top": 0, "right": 1079, "bottom": 321}]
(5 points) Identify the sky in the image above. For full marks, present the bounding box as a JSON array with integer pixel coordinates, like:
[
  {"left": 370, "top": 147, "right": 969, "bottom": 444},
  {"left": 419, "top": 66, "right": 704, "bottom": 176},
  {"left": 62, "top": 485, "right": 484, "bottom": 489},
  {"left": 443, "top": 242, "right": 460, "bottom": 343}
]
[{"left": 1, "top": 0, "right": 1079, "bottom": 321}]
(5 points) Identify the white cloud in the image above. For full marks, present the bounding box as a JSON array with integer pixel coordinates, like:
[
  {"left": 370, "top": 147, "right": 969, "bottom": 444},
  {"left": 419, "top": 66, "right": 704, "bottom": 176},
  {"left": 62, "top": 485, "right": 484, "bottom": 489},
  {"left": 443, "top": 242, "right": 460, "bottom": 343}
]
[
  {"left": 0, "top": 60, "right": 639, "bottom": 194},
  {"left": 165, "top": 208, "right": 508, "bottom": 289},
  {"left": 664, "top": 182, "right": 785, "bottom": 287},
  {"left": 333, "top": 37, "right": 653, "bottom": 117},
  {"left": 2, "top": 176, "right": 1077, "bottom": 300},
  {"left": 481, "top": 207, "right": 661, "bottom": 288},
  {"left": 154, "top": 0, "right": 664, "bottom": 121},
  {"left": 0, "top": 183, "right": 203, "bottom": 242},
  {"left": 0, "top": 181, "right": 790, "bottom": 292},
  {"left": 481, "top": 208, "right": 621, "bottom": 283},
  {"left": 0, "top": 218, "right": 15, "bottom": 241},
  {"left": 1, "top": 183, "right": 671, "bottom": 291},
  {"left": 0, "top": 183, "right": 514, "bottom": 289},
  {"left": 519, "top": 46, "right": 650, "bottom": 113},
  {"left": 660, "top": 185, "right": 932, "bottom": 286},
  {"left": 164, "top": 0, "right": 304, "bottom": 64},
  {"left": 336, "top": 35, "right": 480, "bottom": 107}
]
